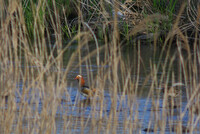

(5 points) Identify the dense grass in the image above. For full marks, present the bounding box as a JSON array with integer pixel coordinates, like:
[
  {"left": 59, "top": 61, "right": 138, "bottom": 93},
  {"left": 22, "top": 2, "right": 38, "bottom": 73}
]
[
  {"left": 0, "top": 0, "right": 200, "bottom": 133},
  {"left": 20, "top": 0, "right": 198, "bottom": 43}
]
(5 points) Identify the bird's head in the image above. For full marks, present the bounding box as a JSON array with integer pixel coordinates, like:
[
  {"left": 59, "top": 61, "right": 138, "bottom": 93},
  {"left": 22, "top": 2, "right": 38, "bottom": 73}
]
[{"left": 75, "top": 75, "right": 85, "bottom": 86}]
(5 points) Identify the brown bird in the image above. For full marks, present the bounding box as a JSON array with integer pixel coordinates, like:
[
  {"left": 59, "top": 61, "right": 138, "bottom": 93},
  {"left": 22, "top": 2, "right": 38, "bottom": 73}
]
[
  {"left": 75, "top": 75, "right": 96, "bottom": 98},
  {"left": 161, "top": 83, "right": 184, "bottom": 97}
]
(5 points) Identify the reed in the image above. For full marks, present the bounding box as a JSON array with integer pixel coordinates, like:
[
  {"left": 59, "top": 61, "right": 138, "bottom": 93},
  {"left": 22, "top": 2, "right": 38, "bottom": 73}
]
[{"left": 0, "top": 0, "right": 199, "bottom": 133}]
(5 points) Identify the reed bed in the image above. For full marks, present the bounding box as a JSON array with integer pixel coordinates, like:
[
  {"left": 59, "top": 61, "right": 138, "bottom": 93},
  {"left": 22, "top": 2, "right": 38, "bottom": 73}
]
[{"left": 0, "top": 0, "right": 199, "bottom": 133}]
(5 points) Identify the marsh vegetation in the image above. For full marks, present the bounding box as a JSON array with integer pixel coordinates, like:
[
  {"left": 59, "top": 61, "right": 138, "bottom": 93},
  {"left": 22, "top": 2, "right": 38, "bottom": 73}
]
[{"left": 0, "top": 0, "right": 200, "bottom": 133}]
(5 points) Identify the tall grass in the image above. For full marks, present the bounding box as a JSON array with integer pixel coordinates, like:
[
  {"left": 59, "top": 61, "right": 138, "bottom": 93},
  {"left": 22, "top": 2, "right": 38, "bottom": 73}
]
[{"left": 0, "top": 0, "right": 199, "bottom": 133}]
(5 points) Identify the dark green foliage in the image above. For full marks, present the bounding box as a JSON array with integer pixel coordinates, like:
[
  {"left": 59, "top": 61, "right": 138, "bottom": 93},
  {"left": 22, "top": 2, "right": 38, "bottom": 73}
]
[
  {"left": 22, "top": 0, "right": 45, "bottom": 39},
  {"left": 148, "top": 0, "right": 178, "bottom": 39},
  {"left": 152, "top": 0, "right": 178, "bottom": 19},
  {"left": 22, "top": 0, "right": 73, "bottom": 40}
]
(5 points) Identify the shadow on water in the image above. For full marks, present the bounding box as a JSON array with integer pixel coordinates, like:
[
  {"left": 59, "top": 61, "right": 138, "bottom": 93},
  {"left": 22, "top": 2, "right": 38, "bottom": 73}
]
[{"left": 6, "top": 44, "right": 199, "bottom": 133}]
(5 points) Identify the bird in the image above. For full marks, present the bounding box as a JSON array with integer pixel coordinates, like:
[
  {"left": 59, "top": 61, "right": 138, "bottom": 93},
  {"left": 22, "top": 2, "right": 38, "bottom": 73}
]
[
  {"left": 1, "top": 90, "right": 11, "bottom": 102},
  {"left": 74, "top": 75, "right": 96, "bottom": 98},
  {"left": 161, "top": 83, "right": 184, "bottom": 97}
]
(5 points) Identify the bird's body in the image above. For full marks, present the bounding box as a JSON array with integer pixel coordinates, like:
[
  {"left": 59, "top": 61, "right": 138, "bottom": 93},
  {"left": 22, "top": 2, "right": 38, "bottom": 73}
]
[
  {"left": 161, "top": 83, "right": 184, "bottom": 97},
  {"left": 75, "top": 75, "right": 96, "bottom": 98},
  {"left": 164, "top": 87, "right": 180, "bottom": 97}
]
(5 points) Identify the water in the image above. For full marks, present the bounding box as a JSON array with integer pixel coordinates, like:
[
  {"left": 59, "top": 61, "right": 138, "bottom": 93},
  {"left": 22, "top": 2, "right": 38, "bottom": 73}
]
[{"left": 5, "top": 44, "right": 199, "bottom": 133}]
